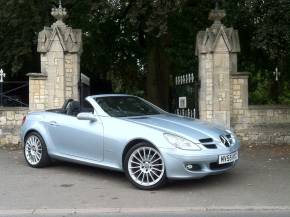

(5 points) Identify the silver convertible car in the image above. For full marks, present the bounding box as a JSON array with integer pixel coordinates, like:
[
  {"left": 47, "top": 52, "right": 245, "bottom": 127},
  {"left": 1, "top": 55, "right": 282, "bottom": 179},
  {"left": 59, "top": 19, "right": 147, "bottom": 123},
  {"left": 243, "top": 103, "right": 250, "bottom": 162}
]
[{"left": 21, "top": 94, "right": 239, "bottom": 190}]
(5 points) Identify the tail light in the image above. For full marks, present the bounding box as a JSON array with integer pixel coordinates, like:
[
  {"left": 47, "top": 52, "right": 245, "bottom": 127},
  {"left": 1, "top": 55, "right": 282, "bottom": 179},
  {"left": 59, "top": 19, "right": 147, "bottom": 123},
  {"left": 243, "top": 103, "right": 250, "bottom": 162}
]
[{"left": 21, "top": 116, "right": 26, "bottom": 126}]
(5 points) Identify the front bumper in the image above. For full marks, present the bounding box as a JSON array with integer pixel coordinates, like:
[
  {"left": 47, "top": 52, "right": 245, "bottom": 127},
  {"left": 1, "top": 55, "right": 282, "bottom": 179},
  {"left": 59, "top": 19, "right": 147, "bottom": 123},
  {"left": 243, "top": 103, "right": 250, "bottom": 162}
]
[{"left": 159, "top": 144, "right": 239, "bottom": 180}]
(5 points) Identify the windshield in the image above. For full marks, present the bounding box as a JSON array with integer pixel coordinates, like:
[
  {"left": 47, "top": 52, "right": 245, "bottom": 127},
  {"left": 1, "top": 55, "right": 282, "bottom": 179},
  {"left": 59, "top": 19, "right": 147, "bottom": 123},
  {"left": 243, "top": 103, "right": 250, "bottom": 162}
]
[{"left": 95, "top": 96, "right": 162, "bottom": 117}]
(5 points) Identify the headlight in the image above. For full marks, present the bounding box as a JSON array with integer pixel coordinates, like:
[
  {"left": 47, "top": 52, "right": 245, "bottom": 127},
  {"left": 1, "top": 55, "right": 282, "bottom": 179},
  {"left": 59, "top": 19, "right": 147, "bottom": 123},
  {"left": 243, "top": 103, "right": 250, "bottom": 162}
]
[{"left": 164, "top": 133, "right": 201, "bottom": 151}]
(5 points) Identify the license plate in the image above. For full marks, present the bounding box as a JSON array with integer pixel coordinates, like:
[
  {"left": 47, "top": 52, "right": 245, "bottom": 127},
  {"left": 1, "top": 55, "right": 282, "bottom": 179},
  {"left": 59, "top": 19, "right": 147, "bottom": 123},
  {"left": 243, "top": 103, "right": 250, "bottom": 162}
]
[{"left": 218, "top": 151, "right": 239, "bottom": 164}]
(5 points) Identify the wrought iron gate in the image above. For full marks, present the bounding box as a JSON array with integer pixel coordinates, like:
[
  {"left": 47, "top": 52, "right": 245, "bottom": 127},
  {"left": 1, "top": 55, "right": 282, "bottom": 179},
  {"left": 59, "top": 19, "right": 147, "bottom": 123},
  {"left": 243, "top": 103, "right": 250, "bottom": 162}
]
[
  {"left": 0, "top": 81, "right": 29, "bottom": 107},
  {"left": 173, "top": 73, "right": 199, "bottom": 118}
]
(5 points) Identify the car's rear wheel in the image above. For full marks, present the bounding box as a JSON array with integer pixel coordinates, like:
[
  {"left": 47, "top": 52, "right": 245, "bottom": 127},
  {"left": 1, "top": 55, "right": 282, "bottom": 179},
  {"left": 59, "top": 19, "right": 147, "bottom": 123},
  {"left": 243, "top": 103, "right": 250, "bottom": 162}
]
[
  {"left": 124, "top": 143, "right": 167, "bottom": 190},
  {"left": 24, "top": 132, "right": 51, "bottom": 168}
]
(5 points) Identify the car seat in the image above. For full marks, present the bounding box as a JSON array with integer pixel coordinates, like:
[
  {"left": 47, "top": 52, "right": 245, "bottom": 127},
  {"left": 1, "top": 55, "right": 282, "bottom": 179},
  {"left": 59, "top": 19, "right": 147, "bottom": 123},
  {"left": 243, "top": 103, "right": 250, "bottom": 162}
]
[{"left": 66, "top": 101, "right": 81, "bottom": 116}]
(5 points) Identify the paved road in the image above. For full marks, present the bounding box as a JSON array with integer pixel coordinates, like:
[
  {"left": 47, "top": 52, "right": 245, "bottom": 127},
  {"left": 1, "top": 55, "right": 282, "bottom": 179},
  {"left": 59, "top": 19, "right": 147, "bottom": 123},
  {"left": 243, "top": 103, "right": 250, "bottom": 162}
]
[
  {"left": 0, "top": 145, "right": 289, "bottom": 216},
  {"left": 1, "top": 210, "right": 290, "bottom": 217}
]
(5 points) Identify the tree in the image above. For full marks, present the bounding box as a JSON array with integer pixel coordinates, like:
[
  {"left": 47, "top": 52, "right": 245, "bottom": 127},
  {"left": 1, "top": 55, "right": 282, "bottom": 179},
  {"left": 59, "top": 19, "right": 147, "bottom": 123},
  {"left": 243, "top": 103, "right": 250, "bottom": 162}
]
[
  {"left": 0, "top": 0, "right": 53, "bottom": 79},
  {"left": 113, "top": 0, "right": 185, "bottom": 109},
  {"left": 0, "top": 0, "right": 289, "bottom": 106},
  {"left": 224, "top": 0, "right": 290, "bottom": 104}
]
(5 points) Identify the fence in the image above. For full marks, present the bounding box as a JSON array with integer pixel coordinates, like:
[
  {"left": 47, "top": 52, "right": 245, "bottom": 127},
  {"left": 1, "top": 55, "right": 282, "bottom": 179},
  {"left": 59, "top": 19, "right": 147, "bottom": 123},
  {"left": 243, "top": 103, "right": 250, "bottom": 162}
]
[
  {"left": 176, "top": 108, "right": 197, "bottom": 118},
  {"left": 173, "top": 73, "right": 199, "bottom": 118},
  {"left": 0, "top": 81, "right": 29, "bottom": 107}
]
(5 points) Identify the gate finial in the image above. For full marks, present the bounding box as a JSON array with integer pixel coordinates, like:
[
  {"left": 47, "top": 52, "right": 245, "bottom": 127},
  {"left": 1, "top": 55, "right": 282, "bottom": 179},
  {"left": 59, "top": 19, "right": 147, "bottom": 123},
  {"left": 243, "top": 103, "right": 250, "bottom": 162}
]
[
  {"left": 209, "top": 0, "right": 226, "bottom": 27},
  {"left": 51, "top": 0, "right": 67, "bottom": 26},
  {"left": 214, "top": 0, "right": 223, "bottom": 10},
  {"left": 0, "top": 69, "right": 6, "bottom": 83}
]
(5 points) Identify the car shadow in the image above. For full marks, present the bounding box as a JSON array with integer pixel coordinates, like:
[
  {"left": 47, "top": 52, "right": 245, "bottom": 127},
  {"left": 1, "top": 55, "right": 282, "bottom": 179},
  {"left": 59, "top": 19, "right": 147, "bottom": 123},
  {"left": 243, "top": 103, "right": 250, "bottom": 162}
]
[
  {"left": 49, "top": 160, "right": 240, "bottom": 191},
  {"left": 165, "top": 171, "right": 236, "bottom": 190},
  {"left": 51, "top": 160, "right": 127, "bottom": 179}
]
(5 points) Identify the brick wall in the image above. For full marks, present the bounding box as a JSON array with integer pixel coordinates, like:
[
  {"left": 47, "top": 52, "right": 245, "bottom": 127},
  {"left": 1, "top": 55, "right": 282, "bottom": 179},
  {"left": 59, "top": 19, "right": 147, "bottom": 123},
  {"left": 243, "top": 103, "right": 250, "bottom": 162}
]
[{"left": 0, "top": 107, "right": 28, "bottom": 147}]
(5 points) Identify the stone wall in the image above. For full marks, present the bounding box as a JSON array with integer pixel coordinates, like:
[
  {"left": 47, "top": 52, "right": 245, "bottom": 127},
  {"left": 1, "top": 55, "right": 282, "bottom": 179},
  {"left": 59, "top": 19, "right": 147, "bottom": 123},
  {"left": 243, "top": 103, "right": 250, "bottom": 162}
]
[
  {"left": 231, "top": 73, "right": 290, "bottom": 145},
  {"left": 196, "top": 8, "right": 240, "bottom": 129},
  {"left": 28, "top": 3, "right": 82, "bottom": 111},
  {"left": 28, "top": 74, "right": 47, "bottom": 111},
  {"left": 0, "top": 107, "right": 28, "bottom": 147},
  {"left": 195, "top": 7, "right": 290, "bottom": 145},
  {"left": 0, "top": 3, "right": 83, "bottom": 148},
  {"left": 232, "top": 106, "right": 290, "bottom": 145}
]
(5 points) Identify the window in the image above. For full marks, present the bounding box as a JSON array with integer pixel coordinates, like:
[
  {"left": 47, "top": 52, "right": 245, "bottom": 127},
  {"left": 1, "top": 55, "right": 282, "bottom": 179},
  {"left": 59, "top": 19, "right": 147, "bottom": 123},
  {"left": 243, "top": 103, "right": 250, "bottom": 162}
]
[
  {"left": 82, "top": 100, "right": 94, "bottom": 113},
  {"left": 95, "top": 96, "right": 161, "bottom": 117}
]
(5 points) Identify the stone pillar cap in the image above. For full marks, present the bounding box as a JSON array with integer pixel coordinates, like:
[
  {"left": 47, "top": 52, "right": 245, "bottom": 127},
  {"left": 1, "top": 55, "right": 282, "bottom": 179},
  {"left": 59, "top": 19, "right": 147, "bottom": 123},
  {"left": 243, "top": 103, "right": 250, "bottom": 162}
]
[
  {"left": 209, "top": 9, "right": 226, "bottom": 26},
  {"left": 51, "top": 0, "right": 68, "bottom": 27},
  {"left": 231, "top": 72, "right": 250, "bottom": 77},
  {"left": 27, "top": 72, "right": 47, "bottom": 80}
]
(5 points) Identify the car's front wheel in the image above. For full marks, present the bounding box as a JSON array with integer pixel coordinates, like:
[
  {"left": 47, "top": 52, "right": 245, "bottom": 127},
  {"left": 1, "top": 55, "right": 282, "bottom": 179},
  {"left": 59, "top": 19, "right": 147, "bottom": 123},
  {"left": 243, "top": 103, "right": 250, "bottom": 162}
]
[
  {"left": 124, "top": 143, "right": 167, "bottom": 190},
  {"left": 24, "top": 132, "right": 51, "bottom": 168}
]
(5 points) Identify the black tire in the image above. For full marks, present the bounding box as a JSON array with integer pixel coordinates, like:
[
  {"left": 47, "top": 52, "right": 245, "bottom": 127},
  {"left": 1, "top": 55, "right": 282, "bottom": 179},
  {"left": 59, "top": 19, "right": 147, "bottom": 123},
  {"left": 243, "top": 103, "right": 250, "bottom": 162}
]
[
  {"left": 124, "top": 142, "right": 167, "bottom": 190},
  {"left": 24, "top": 132, "right": 51, "bottom": 168}
]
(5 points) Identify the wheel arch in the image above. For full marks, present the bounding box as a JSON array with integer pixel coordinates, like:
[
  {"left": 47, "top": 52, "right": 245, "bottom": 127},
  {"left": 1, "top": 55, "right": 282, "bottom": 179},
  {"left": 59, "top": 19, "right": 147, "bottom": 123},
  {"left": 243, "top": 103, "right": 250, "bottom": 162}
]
[
  {"left": 23, "top": 129, "right": 51, "bottom": 168},
  {"left": 24, "top": 129, "right": 42, "bottom": 141},
  {"left": 122, "top": 138, "right": 158, "bottom": 169},
  {"left": 23, "top": 128, "right": 50, "bottom": 152}
]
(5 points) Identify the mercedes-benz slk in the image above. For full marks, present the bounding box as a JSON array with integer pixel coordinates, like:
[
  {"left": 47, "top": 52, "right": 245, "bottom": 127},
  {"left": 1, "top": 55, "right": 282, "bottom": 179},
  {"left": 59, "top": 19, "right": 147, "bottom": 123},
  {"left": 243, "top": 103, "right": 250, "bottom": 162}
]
[{"left": 20, "top": 94, "right": 240, "bottom": 190}]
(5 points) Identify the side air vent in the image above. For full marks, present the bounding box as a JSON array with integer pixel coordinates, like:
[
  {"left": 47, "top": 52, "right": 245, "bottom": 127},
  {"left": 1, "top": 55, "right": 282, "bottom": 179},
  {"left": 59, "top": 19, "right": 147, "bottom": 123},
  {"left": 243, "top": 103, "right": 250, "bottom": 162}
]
[
  {"left": 203, "top": 144, "right": 217, "bottom": 149},
  {"left": 199, "top": 138, "right": 213, "bottom": 143}
]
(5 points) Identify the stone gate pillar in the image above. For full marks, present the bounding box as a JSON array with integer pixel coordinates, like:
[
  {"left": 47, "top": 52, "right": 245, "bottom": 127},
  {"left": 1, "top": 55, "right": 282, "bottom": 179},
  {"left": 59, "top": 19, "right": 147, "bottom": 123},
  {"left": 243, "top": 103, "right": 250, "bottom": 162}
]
[
  {"left": 195, "top": 8, "right": 240, "bottom": 128},
  {"left": 28, "top": 2, "right": 82, "bottom": 111}
]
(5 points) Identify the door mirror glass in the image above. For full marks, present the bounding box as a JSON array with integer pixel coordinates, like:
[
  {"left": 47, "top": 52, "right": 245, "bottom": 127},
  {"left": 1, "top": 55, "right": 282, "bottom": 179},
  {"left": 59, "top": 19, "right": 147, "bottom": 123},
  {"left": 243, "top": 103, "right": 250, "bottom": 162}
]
[{"left": 77, "top": 112, "right": 98, "bottom": 122}]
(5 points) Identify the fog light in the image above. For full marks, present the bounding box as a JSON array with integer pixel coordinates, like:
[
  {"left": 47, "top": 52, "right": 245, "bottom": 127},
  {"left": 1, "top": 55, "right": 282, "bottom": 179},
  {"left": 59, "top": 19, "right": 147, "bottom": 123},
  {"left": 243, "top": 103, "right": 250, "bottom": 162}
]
[
  {"left": 186, "top": 164, "right": 193, "bottom": 170},
  {"left": 185, "top": 163, "right": 202, "bottom": 171}
]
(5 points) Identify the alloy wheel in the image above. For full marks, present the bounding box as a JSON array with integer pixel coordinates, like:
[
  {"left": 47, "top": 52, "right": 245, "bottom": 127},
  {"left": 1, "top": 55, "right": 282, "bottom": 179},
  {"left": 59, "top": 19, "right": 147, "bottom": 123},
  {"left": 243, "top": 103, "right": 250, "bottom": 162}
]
[
  {"left": 128, "top": 146, "right": 165, "bottom": 187},
  {"left": 25, "top": 135, "right": 43, "bottom": 165}
]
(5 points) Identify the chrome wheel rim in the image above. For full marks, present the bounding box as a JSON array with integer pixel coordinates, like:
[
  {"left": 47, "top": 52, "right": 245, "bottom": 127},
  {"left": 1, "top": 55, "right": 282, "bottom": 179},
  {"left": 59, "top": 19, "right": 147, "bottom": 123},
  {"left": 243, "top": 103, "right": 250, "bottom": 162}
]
[
  {"left": 25, "top": 135, "right": 42, "bottom": 165},
  {"left": 128, "top": 147, "right": 165, "bottom": 187}
]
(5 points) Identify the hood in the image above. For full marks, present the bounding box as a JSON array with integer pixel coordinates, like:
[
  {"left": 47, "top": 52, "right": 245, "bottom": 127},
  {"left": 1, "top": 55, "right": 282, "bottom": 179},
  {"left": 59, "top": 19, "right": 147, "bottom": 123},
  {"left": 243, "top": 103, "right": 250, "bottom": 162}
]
[{"left": 123, "top": 114, "right": 228, "bottom": 142}]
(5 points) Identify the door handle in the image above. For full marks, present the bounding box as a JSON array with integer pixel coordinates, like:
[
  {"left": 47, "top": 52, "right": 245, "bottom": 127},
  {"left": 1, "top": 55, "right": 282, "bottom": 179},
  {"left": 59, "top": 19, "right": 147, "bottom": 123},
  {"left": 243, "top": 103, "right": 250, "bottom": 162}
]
[{"left": 49, "top": 121, "right": 59, "bottom": 126}]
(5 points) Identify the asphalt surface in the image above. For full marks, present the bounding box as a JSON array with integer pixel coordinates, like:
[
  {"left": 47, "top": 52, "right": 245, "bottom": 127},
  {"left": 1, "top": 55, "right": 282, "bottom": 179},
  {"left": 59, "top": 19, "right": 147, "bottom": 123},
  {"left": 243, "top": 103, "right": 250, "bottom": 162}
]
[
  {"left": 1, "top": 210, "right": 290, "bottom": 217},
  {"left": 0, "top": 145, "right": 289, "bottom": 216}
]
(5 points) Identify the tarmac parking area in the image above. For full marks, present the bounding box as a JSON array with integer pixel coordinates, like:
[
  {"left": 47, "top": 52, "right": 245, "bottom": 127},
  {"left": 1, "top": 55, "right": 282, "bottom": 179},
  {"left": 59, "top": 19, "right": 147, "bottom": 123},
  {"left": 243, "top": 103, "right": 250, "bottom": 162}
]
[{"left": 0, "top": 145, "right": 289, "bottom": 216}]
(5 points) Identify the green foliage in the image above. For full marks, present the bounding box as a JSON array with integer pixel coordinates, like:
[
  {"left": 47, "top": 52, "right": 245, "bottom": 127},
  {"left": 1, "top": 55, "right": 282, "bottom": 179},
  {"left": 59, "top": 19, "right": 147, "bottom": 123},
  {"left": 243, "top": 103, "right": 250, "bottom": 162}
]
[
  {"left": 0, "top": 0, "right": 289, "bottom": 105},
  {"left": 279, "top": 81, "right": 290, "bottom": 104},
  {"left": 0, "top": 0, "right": 51, "bottom": 78},
  {"left": 166, "top": 0, "right": 211, "bottom": 76},
  {"left": 225, "top": 0, "right": 290, "bottom": 105},
  {"left": 249, "top": 69, "right": 273, "bottom": 104}
]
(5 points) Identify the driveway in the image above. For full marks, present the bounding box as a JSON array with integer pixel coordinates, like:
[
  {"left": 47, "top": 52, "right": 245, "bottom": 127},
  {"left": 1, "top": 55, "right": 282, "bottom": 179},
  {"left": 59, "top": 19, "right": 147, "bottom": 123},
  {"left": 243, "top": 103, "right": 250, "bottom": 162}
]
[{"left": 0, "top": 145, "right": 289, "bottom": 216}]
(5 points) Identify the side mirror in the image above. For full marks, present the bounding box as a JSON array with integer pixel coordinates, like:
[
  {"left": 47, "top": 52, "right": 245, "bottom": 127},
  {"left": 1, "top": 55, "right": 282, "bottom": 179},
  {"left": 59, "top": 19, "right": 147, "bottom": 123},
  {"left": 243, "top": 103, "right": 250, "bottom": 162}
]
[{"left": 77, "top": 112, "right": 98, "bottom": 122}]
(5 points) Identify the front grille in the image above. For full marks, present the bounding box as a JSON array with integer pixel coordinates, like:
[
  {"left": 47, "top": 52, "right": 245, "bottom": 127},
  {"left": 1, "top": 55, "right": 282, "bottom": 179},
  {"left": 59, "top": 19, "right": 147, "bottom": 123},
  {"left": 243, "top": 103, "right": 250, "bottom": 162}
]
[
  {"left": 219, "top": 134, "right": 233, "bottom": 147},
  {"left": 210, "top": 162, "right": 233, "bottom": 170}
]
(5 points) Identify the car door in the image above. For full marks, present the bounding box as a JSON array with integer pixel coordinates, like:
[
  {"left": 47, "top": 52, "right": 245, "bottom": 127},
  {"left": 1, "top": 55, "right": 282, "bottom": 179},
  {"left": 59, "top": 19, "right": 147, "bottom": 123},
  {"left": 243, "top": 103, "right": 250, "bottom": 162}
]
[{"left": 45, "top": 109, "right": 103, "bottom": 162}]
